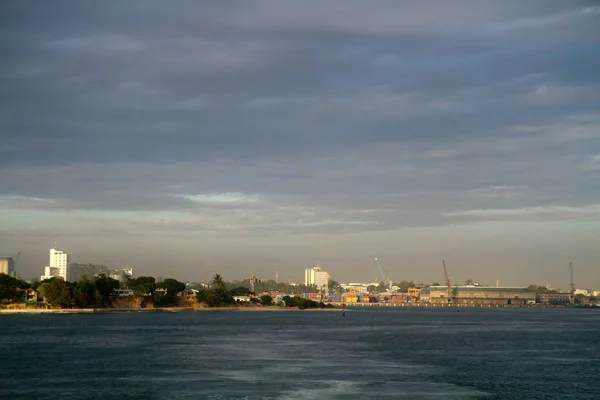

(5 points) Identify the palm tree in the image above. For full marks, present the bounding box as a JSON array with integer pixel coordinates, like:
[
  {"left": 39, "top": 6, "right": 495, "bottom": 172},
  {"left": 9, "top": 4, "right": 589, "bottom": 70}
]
[{"left": 212, "top": 274, "right": 225, "bottom": 290}]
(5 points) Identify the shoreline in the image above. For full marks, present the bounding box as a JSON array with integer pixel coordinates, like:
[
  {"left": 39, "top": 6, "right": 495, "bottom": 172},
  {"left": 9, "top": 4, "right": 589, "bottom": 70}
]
[
  {"left": 0, "top": 306, "right": 341, "bottom": 315},
  {"left": 2, "top": 305, "right": 593, "bottom": 314}
]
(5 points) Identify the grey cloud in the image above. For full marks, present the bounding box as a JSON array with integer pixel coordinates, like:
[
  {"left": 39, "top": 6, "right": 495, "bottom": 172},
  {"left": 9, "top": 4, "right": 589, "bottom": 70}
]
[
  {"left": 443, "top": 205, "right": 600, "bottom": 222},
  {"left": 229, "top": 1, "right": 581, "bottom": 35},
  {"left": 1, "top": 1, "right": 599, "bottom": 285},
  {"left": 1, "top": 110, "right": 599, "bottom": 231},
  {"left": 590, "top": 155, "right": 600, "bottom": 170},
  {"left": 48, "top": 34, "right": 150, "bottom": 53}
]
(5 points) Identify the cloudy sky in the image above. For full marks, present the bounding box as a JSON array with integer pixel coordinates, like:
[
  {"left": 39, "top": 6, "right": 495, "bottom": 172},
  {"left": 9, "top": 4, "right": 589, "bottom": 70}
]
[{"left": 1, "top": 1, "right": 599, "bottom": 288}]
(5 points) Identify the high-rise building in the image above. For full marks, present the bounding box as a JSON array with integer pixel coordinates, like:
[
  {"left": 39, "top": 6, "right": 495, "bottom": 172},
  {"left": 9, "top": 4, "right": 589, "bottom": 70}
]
[
  {"left": 304, "top": 263, "right": 329, "bottom": 293},
  {"left": 0, "top": 257, "right": 13, "bottom": 275},
  {"left": 41, "top": 248, "right": 69, "bottom": 281},
  {"left": 68, "top": 263, "right": 109, "bottom": 282}
]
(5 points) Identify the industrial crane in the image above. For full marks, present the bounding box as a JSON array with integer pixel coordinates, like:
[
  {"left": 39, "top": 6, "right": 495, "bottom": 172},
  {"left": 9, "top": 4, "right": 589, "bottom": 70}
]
[
  {"left": 442, "top": 260, "right": 452, "bottom": 304},
  {"left": 374, "top": 258, "right": 392, "bottom": 291}
]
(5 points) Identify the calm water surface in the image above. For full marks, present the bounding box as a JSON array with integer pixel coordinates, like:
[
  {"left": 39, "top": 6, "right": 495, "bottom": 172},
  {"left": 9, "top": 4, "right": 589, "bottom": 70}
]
[{"left": 1, "top": 308, "right": 598, "bottom": 399}]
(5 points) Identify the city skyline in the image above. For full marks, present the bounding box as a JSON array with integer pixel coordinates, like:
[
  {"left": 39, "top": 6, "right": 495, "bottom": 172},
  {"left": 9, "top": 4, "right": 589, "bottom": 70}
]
[
  {"left": 1, "top": 1, "right": 599, "bottom": 288},
  {"left": 3, "top": 245, "right": 592, "bottom": 292}
]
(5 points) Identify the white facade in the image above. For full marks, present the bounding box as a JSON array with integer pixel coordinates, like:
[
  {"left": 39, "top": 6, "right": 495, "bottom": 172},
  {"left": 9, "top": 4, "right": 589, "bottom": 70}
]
[
  {"left": 0, "top": 258, "right": 13, "bottom": 275},
  {"left": 41, "top": 266, "right": 60, "bottom": 280},
  {"left": 109, "top": 268, "right": 135, "bottom": 283},
  {"left": 40, "top": 248, "right": 69, "bottom": 281},
  {"left": 111, "top": 289, "right": 134, "bottom": 297},
  {"left": 304, "top": 264, "right": 329, "bottom": 293},
  {"left": 340, "top": 283, "right": 369, "bottom": 293}
]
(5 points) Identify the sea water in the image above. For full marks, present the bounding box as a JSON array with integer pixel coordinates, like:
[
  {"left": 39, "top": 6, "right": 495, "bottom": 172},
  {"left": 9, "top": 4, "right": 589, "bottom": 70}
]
[{"left": 1, "top": 308, "right": 598, "bottom": 399}]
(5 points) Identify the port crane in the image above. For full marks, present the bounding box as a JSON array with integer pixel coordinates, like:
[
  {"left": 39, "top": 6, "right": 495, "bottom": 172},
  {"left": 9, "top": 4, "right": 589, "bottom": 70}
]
[
  {"left": 374, "top": 258, "right": 392, "bottom": 290},
  {"left": 442, "top": 260, "right": 452, "bottom": 304}
]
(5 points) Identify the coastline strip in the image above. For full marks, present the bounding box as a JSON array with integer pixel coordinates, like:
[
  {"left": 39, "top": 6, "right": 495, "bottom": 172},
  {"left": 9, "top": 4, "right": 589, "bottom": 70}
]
[{"left": 0, "top": 307, "right": 341, "bottom": 315}]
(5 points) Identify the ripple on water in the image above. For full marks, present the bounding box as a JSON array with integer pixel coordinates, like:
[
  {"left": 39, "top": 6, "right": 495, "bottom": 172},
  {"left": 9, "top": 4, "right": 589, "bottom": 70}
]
[{"left": 0, "top": 309, "right": 598, "bottom": 399}]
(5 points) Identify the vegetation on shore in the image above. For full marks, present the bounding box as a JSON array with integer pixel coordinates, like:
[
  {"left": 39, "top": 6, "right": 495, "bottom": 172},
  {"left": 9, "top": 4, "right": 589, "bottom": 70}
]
[
  {"left": 0, "top": 273, "right": 334, "bottom": 310},
  {"left": 8, "top": 272, "right": 594, "bottom": 310},
  {"left": 194, "top": 274, "right": 332, "bottom": 309},
  {"left": 0, "top": 274, "right": 30, "bottom": 302}
]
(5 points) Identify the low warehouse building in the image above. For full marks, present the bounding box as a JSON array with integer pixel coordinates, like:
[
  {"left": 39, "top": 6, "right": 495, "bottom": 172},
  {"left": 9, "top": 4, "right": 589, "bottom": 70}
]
[
  {"left": 421, "top": 286, "right": 536, "bottom": 306},
  {"left": 537, "top": 293, "right": 574, "bottom": 306}
]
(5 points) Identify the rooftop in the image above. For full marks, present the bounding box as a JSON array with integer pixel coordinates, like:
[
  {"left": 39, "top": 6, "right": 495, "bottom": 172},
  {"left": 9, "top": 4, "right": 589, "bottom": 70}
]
[{"left": 422, "top": 286, "right": 533, "bottom": 294}]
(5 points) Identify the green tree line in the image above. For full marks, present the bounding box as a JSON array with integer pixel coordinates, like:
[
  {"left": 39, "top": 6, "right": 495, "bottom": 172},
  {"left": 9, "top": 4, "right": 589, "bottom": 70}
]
[
  {"left": 0, "top": 273, "right": 188, "bottom": 308},
  {"left": 282, "top": 295, "right": 334, "bottom": 310},
  {"left": 0, "top": 273, "right": 31, "bottom": 303}
]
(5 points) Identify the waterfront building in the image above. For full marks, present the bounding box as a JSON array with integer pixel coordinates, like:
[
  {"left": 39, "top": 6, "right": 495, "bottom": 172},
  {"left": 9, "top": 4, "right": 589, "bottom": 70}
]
[
  {"left": 341, "top": 283, "right": 369, "bottom": 294},
  {"left": 407, "top": 287, "right": 423, "bottom": 298},
  {"left": 304, "top": 264, "right": 329, "bottom": 293},
  {"left": 41, "top": 248, "right": 69, "bottom": 281},
  {"left": 17, "top": 288, "right": 38, "bottom": 302},
  {"left": 110, "top": 289, "right": 134, "bottom": 297},
  {"left": 537, "top": 292, "right": 574, "bottom": 306},
  {"left": 420, "top": 286, "right": 536, "bottom": 306},
  {"left": 177, "top": 288, "right": 200, "bottom": 298}
]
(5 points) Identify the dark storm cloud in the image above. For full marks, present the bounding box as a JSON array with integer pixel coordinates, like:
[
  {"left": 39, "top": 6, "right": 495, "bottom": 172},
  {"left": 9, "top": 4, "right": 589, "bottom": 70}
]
[{"left": 1, "top": 0, "right": 599, "bottom": 232}]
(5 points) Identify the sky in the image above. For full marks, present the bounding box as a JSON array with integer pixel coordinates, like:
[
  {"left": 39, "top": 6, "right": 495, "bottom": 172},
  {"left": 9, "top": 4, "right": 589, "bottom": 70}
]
[{"left": 1, "top": 1, "right": 599, "bottom": 288}]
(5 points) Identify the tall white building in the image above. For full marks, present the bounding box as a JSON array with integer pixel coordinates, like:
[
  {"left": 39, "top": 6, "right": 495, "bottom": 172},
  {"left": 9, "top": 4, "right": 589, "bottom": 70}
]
[
  {"left": 0, "top": 257, "right": 13, "bottom": 275},
  {"left": 41, "top": 248, "right": 69, "bottom": 281},
  {"left": 305, "top": 263, "right": 329, "bottom": 293}
]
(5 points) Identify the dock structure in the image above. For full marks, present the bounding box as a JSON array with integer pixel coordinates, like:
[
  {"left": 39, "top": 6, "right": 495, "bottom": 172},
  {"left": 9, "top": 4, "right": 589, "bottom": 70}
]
[
  {"left": 420, "top": 286, "right": 536, "bottom": 306},
  {"left": 327, "top": 302, "right": 565, "bottom": 309}
]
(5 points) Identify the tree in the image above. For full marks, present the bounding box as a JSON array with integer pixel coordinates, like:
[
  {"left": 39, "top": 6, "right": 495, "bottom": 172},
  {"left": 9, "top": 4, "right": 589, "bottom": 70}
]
[
  {"left": 432, "top": 282, "right": 440, "bottom": 286},
  {"left": 92, "top": 274, "right": 120, "bottom": 306},
  {"left": 212, "top": 274, "right": 233, "bottom": 305},
  {"left": 29, "top": 280, "right": 41, "bottom": 291},
  {"left": 394, "top": 281, "right": 415, "bottom": 293},
  {"left": 157, "top": 278, "right": 186, "bottom": 296},
  {"left": 127, "top": 276, "right": 156, "bottom": 296},
  {"left": 328, "top": 279, "right": 342, "bottom": 294},
  {"left": 465, "top": 279, "right": 474, "bottom": 285},
  {"left": 211, "top": 274, "right": 226, "bottom": 290},
  {"left": 281, "top": 295, "right": 333, "bottom": 310},
  {"left": 260, "top": 295, "right": 273, "bottom": 306},
  {"left": 230, "top": 286, "right": 252, "bottom": 296},
  {"left": 38, "top": 278, "right": 76, "bottom": 308},
  {"left": 574, "top": 294, "right": 586, "bottom": 304},
  {"left": 155, "top": 278, "right": 186, "bottom": 306},
  {"left": 196, "top": 274, "right": 233, "bottom": 307},
  {"left": 75, "top": 275, "right": 95, "bottom": 307},
  {"left": 195, "top": 288, "right": 210, "bottom": 305},
  {"left": 0, "top": 273, "right": 30, "bottom": 302},
  {"left": 377, "top": 282, "right": 386, "bottom": 292},
  {"left": 526, "top": 285, "right": 556, "bottom": 294}
]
